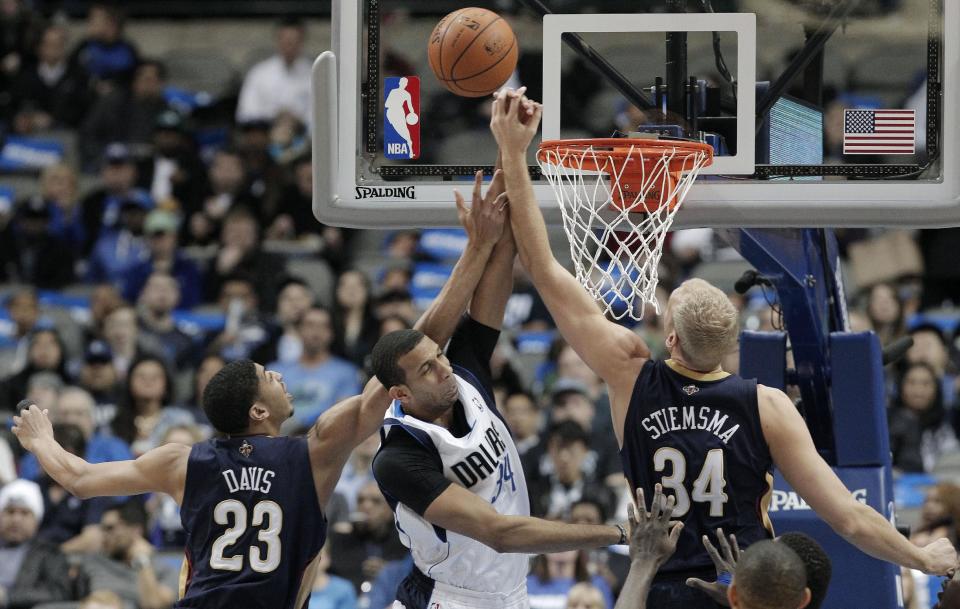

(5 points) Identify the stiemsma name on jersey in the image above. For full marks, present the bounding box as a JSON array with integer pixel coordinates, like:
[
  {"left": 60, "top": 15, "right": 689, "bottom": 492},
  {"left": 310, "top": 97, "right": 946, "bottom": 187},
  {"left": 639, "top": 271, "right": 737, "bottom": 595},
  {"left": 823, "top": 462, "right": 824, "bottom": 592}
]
[{"left": 640, "top": 406, "right": 742, "bottom": 444}]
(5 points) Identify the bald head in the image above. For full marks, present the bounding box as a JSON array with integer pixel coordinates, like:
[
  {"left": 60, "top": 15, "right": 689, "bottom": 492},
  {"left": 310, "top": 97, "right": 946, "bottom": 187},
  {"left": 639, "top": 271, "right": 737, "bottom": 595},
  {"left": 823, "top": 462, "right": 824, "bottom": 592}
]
[{"left": 730, "top": 540, "right": 810, "bottom": 609}]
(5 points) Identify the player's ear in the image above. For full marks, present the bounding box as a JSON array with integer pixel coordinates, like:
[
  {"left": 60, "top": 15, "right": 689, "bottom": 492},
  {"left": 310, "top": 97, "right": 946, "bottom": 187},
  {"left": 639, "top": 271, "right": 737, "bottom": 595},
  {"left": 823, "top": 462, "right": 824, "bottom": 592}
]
[
  {"left": 797, "top": 587, "right": 812, "bottom": 609},
  {"left": 249, "top": 403, "right": 269, "bottom": 422},
  {"left": 727, "top": 582, "right": 739, "bottom": 607},
  {"left": 387, "top": 385, "right": 408, "bottom": 403}
]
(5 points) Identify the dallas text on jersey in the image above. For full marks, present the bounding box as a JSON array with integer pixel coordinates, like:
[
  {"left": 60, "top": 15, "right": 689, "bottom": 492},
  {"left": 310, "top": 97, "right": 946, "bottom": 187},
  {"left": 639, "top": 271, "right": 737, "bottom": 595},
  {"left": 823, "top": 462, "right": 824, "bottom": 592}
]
[
  {"left": 450, "top": 425, "right": 507, "bottom": 488},
  {"left": 641, "top": 406, "right": 742, "bottom": 444},
  {"left": 221, "top": 467, "right": 276, "bottom": 494}
]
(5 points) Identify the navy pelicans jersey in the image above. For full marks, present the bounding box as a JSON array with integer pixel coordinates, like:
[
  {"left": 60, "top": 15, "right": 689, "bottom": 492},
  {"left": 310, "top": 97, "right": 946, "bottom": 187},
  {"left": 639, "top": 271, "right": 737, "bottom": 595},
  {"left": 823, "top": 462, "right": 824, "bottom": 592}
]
[
  {"left": 177, "top": 436, "right": 327, "bottom": 609},
  {"left": 621, "top": 359, "right": 773, "bottom": 574},
  {"left": 378, "top": 369, "right": 530, "bottom": 597}
]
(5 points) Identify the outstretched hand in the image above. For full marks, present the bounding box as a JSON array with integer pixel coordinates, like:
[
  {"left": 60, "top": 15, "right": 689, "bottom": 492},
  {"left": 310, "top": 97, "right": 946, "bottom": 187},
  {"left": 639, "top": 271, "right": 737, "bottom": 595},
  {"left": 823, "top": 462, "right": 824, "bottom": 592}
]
[
  {"left": 489, "top": 87, "right": 542, "bottom": 155},
  {"left": 628, "top": 484, "right": 683, "bottom": 567},
  {"left": 922, "top": 537, "right": 960, "bottom": 576},
  {"left": 685, "top": 528, "right": 741, "bottom": 606},
  {"left": 455, "top": 169, "right": 508, "bottom": 247},
  {"left": 12, "top": 403, "right": 54, "bottom": 454}
]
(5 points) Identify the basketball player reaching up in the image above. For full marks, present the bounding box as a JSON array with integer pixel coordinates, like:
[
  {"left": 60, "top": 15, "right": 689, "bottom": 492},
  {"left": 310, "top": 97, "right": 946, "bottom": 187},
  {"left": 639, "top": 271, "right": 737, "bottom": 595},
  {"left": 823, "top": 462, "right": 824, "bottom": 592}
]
[
  {"left": 10, "top": 170, "right": 517, "bottom": 609},
  {"left": 370, "top": 148, "right": 629, "bottom": 609},
  {"left": 489, "top": 89, "right": 958, "bottom": 609}
]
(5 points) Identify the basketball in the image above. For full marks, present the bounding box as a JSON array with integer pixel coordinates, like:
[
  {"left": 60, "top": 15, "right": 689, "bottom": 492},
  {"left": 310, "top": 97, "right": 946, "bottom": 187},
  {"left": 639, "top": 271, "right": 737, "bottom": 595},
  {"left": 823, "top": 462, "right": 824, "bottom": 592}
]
[
  {"left": 428, "top": 8, "right": 518, "bottom": 97},
  {"left": 406, "top": 113, "right": 419, "bottom": 126}
]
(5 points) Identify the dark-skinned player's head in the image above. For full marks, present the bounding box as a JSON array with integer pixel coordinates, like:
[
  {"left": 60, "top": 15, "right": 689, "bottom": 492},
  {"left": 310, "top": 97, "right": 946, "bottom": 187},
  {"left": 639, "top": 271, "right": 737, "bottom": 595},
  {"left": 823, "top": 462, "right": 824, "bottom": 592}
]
[
  {"left": 371, "top": 329, "right": 459, "bottom": 420},
  {"left": 729, "top": 540, "right": 811, "bottom": 609},
  {"left": 202, "top": 359, "right": 293, "bottom": 434},
  {"left": 777, "top": 532, "right": 832, "bottom": 609}
]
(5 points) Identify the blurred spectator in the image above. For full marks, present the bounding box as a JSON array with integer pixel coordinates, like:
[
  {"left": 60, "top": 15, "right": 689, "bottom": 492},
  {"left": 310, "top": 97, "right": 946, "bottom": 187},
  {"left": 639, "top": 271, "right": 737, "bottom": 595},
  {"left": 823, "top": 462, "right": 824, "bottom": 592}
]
[
  {"left": 308, "top": 546, "right": 357, "bottom": 609},
  {"left": 919, "top": 227, "right": 960, "bottom": 310},
  {"left": 82, "top": 501, "right": 178, "bottom": 609},
  {"left": 327, "top": 480, "right": 408, "bottom": 594},
  {"left": 206, "top": 208, "right": 287, "bottom": 312},
  {"left": 0, "top": 478, "right": 71, "bottom": 608},
  {"left": 80, "top": 59, "right": 171, "bottom": 171},
  {"left": 333, "top": 434, "right": 378, "bottom": 513},
  {"left": 111, "top": 355, "right": 195, "bottom": 456},
  {"left": 186, "top": 353, "right": 224, "bottom": 411},
  {"left": 147, "top": 424, "right": 203, "bottom": 548},
  {"left": 86, "top": 194, "right": 152, "bottom": 285},
  {"left": 385, "top": 231, "right": 419, "bottom": 262},
  {"left": 23, "top": 370, "right": 62, "bottom": 413},
  {"left": 80, "top": 590, "right": 125, "bottom": 609},
  {"left": 527, "top": 421, "right": 614, "bottom": 519},
  {"left": 911, "top": 483, "right": 960, "bottom": 547},
  {"left": 268, "top": 111, "right": 309, "bottom": 167},
  {"left": 888, "top": 362, "right": 957, "bottom": 472},
  {"left": 251, "top": 276, "right": 313, "bottom": 365},
  {"left": 68, "top": 3, "right": 139, "bottom": 92},
  {"left": 205, "top": 274, "right": 271, "bottom": 362},
  {"left": 102, "top": 305, "right": 162, "bottom": 377},
  {"left": 547, "top": 379, "right": 622, "bottom": 485},
  {"left": 504, "top": 264, "right": 554, "bottom": 331},
  {"left": 502, "top": 391, "right": 543, "bottom": 459},
  {"left": 80, "top": 143, "right": 148, "bottom": 252},
  {"left": 378, "top": 315, "right": 410, "bottom": 338},
  {"left": 268, "top": 306, "right": 361, "bottom": 426},
  {"left": 123, "top": 210, "right": 202, "bottom": 308},
  {"left": 570, "top": 499, "right": 630, "bottom": 596},
  {"left": 0, "top": 288, "right": 40, "bottom": 379},
  {"left": 0, "top": 0, "right": 45, "bottom": 90},
  {"left": 77, "top": 340, "right": 123, "bottom": 431},
  {"left": 0, "top": 196, "right": 76, "bottom": 288},
  {"left": 37, "top": 162, "right": 85, "bottom": 250},
  {"left": 1, "top": 328, "right": 69, "bottom": 412},
  {"left": 83, "top": 284, "right": 125, "bottom": 343},
  {"left": 136, "top": 272, "right": 198, "bottom": 371},
  {"left": 866, "top": 283, "right": 906, "bottom": 347},
  {"left": 184, "top": 148, "right": 253, "bottom": 246},
  {"left": 37, "top": 423, "right": 119, "bottom": 552},
  {"left": 236, "top": 17, "right": 312, "bottom": 127},
  {"left": 11, "top": 24, "right": 90, "bottom": 133},
  {"left": 373, "top": 290, "right": 417, "bottom": 326},
  {"left": 139, "top": 109, "right": 207, "bottom": 208},
  {"left": 332, "top": 270, "right": 379, "bottom": 368},
  {"left": 906, "top": 323, "right": 957, "bottom": 408},
  {"left": 233, "top": 120, "right": 283, "bottom": 222},
  {"left": 365, "top": 555, "right": 414, "bottom": 609},
  {"left": 20, "top": 387, "right": 132, "bottom": 481},
  {"left": 527, "top": 550, "right": 614, "bottom": 609},
  {"left": 566, "top": 582, "right": 606, "bottom": 609},
  {"left": 380, "top": 267, "right": 412, "bottom": 294}
]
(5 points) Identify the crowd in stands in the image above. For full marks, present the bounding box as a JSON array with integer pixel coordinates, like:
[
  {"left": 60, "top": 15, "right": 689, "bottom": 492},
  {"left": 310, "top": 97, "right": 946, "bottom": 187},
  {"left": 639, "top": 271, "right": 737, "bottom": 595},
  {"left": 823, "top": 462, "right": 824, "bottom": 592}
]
[{"left": 0, "top": 0, "right": 954, "bottom": 608}]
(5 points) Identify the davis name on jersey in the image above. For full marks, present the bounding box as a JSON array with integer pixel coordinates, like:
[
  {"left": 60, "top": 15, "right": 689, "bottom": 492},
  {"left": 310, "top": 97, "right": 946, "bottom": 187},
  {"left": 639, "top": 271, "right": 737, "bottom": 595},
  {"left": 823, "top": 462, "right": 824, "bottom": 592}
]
[
  {"left": 221, "top": 467, "right": 276, "bottom": 494},
  {"left": 378, "top": 370, "right": 529, "bottom": 593}
]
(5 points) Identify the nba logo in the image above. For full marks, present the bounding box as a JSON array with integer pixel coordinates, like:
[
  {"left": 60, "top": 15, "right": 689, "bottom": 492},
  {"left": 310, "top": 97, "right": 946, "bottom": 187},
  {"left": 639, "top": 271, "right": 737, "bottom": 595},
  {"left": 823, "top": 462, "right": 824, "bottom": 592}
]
[{"left": 384, "top": 76, "right": 420, "bottom": 160}]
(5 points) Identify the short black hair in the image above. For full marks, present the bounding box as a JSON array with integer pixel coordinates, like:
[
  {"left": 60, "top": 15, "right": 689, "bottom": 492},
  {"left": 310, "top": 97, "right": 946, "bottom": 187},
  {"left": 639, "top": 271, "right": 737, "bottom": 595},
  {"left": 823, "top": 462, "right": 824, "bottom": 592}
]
[
  {"left": 106, "top": 500, "right": 148, "bottom": 530},
  {"left": 547, "top": 420, "right": 590, "bottom": 448},
  {"left": 371, "top": 329, "right": 425, "bottom": 389},
  {"left": 277, "top": 16, "right": 305, "bottom": 30},
  {"left": 571, "top": 497, "right": 607, "bottom": 522},
  {"left": 202, "top": 359, "right": 259, "bottom": 434},
  {"left": 778, "top": 532, "right": 832, "bottom": 609},
  {"left": 137, "top": 58, "right": 168, "bottom": 80},
  {"left": 735, "top": 540, "right": 807, "bottom": 609}
]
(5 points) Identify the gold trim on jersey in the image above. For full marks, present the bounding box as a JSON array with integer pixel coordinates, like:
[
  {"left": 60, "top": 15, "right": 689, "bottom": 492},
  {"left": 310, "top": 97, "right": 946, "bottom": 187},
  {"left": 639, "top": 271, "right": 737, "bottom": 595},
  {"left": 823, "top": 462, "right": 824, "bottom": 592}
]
[
  {"left": 664, "top": 359, "right": 731, "bottom": 382},
  {"left": 760, "top": 472, "right": 775, "bottom": 536},
  {"left": 178, "top": 554, "right": 190, "bottom": 599},
  {"left": 295, "top": 551, "right": 323, "bottom": 609}
]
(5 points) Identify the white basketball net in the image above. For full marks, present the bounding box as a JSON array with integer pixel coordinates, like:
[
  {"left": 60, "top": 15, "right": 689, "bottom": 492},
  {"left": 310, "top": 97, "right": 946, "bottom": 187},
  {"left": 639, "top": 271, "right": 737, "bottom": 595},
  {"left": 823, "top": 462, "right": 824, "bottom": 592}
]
[{"left": 538, "top": 140, "right": 710, "bottom": 321}]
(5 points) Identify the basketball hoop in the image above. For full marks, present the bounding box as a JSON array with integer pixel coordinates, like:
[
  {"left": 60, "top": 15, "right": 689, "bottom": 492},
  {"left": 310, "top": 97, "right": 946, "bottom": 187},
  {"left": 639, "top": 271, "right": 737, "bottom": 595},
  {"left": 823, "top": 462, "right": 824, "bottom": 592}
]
[{"left": 538, "top": 137, "right": 713, "bottom": 321}]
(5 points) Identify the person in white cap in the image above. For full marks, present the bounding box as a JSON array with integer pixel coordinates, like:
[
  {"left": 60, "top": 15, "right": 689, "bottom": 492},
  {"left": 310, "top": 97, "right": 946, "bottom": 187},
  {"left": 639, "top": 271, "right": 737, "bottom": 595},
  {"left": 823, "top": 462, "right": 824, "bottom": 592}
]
[{"left": 0, "top": 478, "right": 71, "bottom": 607}]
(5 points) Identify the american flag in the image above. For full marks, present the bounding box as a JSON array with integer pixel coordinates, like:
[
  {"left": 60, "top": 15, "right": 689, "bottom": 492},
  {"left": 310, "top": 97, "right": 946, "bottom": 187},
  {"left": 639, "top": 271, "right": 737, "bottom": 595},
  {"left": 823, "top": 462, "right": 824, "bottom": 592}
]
[{"left": 843, "top": 109, "right": 916, "bottom": 155}]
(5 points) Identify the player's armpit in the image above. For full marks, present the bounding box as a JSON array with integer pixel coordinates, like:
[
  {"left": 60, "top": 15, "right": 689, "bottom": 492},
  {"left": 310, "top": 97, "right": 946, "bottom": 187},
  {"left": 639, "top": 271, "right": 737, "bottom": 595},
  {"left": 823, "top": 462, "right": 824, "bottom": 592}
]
[{"left": 73, "top": 443, "right": 190, "bottom": 503}]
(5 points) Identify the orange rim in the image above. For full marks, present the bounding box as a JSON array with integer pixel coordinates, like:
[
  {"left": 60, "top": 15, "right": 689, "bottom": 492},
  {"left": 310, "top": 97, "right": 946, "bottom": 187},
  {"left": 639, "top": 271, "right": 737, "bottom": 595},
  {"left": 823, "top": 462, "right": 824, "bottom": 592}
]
[{"left": 538, "top": 138, "right": 714, "bottom": 174}]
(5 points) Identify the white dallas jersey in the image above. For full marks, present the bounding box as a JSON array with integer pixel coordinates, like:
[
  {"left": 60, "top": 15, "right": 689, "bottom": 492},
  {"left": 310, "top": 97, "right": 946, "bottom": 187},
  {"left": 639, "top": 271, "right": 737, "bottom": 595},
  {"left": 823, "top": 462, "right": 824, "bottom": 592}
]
[{"left": 381, "top": 372, "right": 530, "bottom": 593}]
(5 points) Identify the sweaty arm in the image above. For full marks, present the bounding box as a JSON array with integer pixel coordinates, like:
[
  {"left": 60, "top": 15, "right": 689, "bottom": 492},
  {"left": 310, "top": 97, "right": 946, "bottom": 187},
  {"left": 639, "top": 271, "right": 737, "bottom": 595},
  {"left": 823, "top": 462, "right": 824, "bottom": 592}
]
[
  {"left": 374, "top": 425, "right": 621, "bottom": 554},
  {"left": 490, "top": 91, "right": 648, "bottom": 442},
  {"left": 13, "top": 405, "right": 188, "bottom": 502},
  {"left": 760, "top": 386, "right": 957, "bottom": 575}
]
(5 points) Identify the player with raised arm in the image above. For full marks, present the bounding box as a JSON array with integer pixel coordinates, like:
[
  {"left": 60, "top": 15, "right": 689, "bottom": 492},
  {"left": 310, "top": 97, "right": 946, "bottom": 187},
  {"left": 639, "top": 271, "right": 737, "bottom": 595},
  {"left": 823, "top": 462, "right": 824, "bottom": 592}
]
[
  {"left": 371, "top": 141, "right": 627, "bottom": 609},
  {"left": 489, "top": 88, "right": 958, "bottom": 608},
  {"left": 11, "top": 173, "right": 517, "bottom": 609}
]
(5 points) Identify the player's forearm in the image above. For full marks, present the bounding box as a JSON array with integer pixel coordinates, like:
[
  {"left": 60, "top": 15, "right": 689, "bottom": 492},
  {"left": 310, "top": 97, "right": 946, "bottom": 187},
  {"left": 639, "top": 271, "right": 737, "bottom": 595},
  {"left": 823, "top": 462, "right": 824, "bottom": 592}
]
[
  {"left": 491, "top": 514, "right": 620, "bottom": 553},
  {"left": 468, "top": 238, "right": 515, "bottom": 329},
  {"left": 31, "top": 437, "right": 91, "bottom": 498},
  {"left": 838, "top": 501, "right": 928, "bottom": 571},
  {"left": 501, "top": 150, "right": 556, "bottom": 278},
  {"left": 415, "top": 241, "right": 496, "bottom": 347},
  {"left": 614, "top": 562, "right": 659, "bottom": 609}
]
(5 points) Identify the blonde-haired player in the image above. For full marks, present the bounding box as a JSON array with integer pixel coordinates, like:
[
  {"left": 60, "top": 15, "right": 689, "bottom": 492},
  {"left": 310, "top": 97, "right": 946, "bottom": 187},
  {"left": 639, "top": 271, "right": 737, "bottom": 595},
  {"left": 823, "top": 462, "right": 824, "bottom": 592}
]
[{"left": 488, "top": 89, "right": 957, "bottom": 609}]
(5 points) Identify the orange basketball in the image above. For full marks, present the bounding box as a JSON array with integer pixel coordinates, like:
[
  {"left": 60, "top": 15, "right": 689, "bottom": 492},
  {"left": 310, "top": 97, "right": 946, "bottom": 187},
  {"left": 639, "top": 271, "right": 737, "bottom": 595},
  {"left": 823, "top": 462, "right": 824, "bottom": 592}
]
[{"left": 428, "top": 8, "right": 518, "bottom": 97}]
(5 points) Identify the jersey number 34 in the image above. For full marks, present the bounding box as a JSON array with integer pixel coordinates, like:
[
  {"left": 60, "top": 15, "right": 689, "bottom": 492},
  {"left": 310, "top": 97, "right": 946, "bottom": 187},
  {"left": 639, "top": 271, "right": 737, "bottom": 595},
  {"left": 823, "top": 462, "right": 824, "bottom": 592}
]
[{"left": 653, "top": 447, "right": 728, "bottom": 517}]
